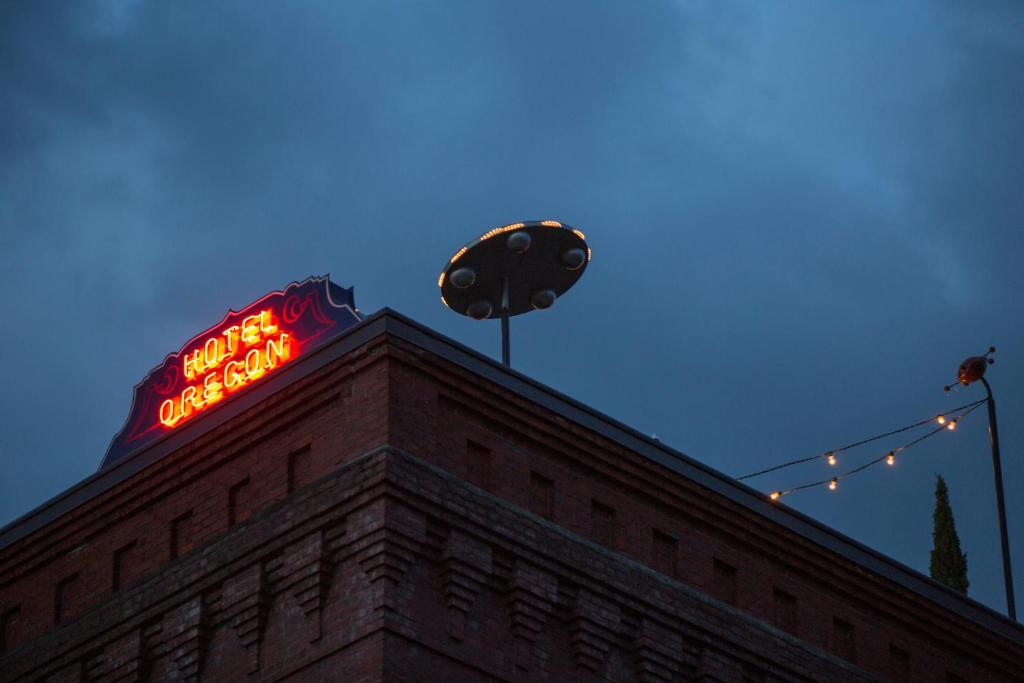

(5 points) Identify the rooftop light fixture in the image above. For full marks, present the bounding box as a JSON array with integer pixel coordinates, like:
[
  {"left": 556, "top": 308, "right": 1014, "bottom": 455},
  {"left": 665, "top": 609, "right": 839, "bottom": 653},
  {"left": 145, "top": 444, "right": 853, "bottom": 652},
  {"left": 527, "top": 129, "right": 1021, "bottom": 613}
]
[{"left": 439, "top": 220, "right": 591, "bottom": 367}]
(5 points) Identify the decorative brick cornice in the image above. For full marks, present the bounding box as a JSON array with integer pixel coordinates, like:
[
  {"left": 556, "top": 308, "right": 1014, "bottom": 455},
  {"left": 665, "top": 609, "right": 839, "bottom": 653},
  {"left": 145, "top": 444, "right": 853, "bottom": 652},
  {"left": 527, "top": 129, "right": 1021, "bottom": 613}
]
[
  {"left": 440, "top": 528, "right": 491, "bottom": 641},
  {"left": 570, "top": 587, "right": 621, "bottom": 679},
  {"left": 506, "top": 559, "right": 557, "bottom": 671},
  {"left": 157, "top": 597, "right": 207, "bottom": 682},
  {"left": 280, "top": 531, "right": 331, "bottom": 643},
  {"left": 352, "top": 500, "right": 420, "bottom": 591},
  {"left": 86, "top": 628, "right": 146, "bottom": 682},
  {"left": 631, "top": 618, "right": 686, "bottom": 683},
  {"left": 218, "top": 563, "right": 268, "bottom": 672}
]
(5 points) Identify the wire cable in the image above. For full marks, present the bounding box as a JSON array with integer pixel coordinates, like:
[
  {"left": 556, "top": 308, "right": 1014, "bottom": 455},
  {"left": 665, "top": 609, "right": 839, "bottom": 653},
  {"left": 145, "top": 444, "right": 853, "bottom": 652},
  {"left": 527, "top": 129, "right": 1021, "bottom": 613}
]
[
  {"left": 768, "top": 399, "right": 986, "bottom": 500},
  {"left": 737, "top": 398, "right": 986, "bottom": 481}
]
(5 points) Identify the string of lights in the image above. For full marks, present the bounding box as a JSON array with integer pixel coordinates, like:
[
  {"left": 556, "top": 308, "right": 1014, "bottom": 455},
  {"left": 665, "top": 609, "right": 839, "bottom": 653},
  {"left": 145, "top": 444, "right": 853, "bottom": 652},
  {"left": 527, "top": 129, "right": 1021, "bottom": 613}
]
[
  {"left": 737, "top": 398, "right": 987, "bottom": 481},
  {"left": 765, "top": 399, "right": 987, "bottom": 501}
]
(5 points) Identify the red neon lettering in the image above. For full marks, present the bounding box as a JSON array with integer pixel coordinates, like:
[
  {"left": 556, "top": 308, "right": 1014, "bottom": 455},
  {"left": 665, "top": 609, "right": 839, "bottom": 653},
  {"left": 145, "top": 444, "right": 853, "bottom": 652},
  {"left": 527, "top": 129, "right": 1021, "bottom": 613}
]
[
  {"left": 159, "top": 399, "right": 177, "bottom": 426},
  {"left": 224, "top": 360, "right": 243, "bottom": 389},
  {"left": 266, "top": 333, "right": 289, "bottom": 367},
  {"left": 204, "top": 337, "right": 220, "bottom": 368},
  {"left": 159, "top": 310, "right": 294, "bottom": 429},
  {"left": 244, "top": 348, "right": 263, "bottom": 379},
  {"left": 259, "top": 310, "right": 277, "bottom": 335},
  {"left": 183, "top": 350, "right": 200, "bottom": 380},
  {"left": 182, "top": 385, "right": 198, "bottom": 410},
  {"left": 223, "top": 325, "right": 240, "bottom": 355},
  {"left": 203, "top": 371, "right": 223, "bottom": 404},
  {"left": 241, "top": 315, "right": 261, "bottom": 345}
]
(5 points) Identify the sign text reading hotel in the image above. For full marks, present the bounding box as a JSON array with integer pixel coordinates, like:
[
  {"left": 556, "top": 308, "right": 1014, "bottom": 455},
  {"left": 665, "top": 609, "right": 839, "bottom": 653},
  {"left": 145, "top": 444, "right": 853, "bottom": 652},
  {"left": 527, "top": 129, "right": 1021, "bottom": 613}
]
[{"left": 159, "top": 309, "right": 293, "bottom": 428}]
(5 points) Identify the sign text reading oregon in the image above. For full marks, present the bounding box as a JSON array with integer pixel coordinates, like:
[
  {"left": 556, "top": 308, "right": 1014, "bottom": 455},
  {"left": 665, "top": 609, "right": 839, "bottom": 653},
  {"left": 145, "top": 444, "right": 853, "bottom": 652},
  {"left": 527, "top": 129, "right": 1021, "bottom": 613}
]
[{"left": 159, "top": 309, "right": 294, "bottom": 428}]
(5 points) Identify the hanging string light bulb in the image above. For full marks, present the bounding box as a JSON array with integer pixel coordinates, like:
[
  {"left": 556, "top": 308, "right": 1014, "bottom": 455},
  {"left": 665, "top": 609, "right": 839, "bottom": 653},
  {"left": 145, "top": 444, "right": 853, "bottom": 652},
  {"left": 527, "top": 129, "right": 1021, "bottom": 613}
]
[
  {"left": 740, "top": 398, "right": 986, "bottom": 500},
  {"left": 736, "top": 399, "right": 984, "bottom": 483}
]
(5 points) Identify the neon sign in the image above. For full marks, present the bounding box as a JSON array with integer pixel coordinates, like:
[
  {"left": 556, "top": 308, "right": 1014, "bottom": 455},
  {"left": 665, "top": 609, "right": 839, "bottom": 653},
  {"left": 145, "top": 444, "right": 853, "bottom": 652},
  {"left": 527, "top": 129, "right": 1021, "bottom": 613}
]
[
  {"left": 158, "top": 309, "right": 293, "bottom": 428},
  {"left": 102, "top": 276, "right": 361, "bottom": 469}
]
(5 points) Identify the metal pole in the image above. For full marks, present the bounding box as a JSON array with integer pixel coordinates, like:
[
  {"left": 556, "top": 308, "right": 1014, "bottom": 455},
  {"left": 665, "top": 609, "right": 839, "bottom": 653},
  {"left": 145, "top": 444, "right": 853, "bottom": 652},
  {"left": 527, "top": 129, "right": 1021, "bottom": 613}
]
[
  {"left": 980, "top": 377, "right": 1017, "bottom": 621},
  {"left": 500, "top": 276, "right": 510, "bottom": 367}
]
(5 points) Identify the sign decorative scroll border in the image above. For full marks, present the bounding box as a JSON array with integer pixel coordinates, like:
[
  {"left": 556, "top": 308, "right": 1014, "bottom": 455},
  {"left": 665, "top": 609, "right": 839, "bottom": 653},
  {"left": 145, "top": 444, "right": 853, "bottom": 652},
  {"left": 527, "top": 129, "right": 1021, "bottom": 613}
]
[{"left": 101, "top": 276, "right": 361, "bottom": 469}]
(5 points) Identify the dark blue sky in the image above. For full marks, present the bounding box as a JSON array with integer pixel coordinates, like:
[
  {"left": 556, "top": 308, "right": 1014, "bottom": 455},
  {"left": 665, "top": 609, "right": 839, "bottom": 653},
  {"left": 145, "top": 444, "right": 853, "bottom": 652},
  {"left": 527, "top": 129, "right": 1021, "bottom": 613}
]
[{"left": 2, "top": 2, "right": 1022, "bottom": 615}]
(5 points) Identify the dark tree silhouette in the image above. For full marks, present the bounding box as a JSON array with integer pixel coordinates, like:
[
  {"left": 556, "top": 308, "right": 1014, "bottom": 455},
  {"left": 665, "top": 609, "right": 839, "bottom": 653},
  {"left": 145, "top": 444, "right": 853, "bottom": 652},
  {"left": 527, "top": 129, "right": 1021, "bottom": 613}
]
[{"left": 930, "top": 474, "right": 969, "bottom": 594}]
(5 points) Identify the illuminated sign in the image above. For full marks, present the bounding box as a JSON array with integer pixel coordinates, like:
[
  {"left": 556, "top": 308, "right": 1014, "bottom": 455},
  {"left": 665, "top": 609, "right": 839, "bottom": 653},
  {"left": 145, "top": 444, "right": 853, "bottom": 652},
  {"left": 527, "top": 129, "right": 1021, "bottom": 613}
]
[
  {"left": 102, "top": 276, "right": 361, "bottom": 468},
  {"left": 158, "top": 308, "right": 292, "bottom": 428}
]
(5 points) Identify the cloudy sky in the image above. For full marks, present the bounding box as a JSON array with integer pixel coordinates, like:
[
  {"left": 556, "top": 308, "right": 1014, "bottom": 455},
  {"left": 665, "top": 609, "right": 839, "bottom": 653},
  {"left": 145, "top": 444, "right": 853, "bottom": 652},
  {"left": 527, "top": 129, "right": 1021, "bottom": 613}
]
[{"left": 2, "top": 1, "right": 1022, "bottom": 615}]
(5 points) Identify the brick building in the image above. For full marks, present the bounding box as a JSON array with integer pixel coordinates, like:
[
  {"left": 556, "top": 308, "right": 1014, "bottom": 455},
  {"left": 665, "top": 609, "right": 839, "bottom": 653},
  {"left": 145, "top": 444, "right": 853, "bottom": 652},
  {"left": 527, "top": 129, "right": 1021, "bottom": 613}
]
[{"left": 1, "top": 309, "right": 1021, "bottom": 681}]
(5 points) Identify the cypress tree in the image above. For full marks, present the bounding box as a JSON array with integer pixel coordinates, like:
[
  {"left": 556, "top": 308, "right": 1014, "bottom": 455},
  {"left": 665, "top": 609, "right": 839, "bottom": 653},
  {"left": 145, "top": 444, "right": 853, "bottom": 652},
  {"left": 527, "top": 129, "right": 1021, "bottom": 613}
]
[{"left": 929, "top": 474, "right": 969, "bottom": 594}]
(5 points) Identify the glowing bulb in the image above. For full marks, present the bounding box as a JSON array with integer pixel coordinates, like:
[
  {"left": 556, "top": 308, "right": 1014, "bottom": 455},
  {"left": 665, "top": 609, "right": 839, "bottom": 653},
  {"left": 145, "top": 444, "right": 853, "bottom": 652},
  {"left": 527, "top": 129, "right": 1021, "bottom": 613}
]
[
  {"left": 827, "top": 452, "right": 837, "bottom": 466},
  {"left": 947, "top": 418, "right": 957, "bottom": 431},
  {"left": 886, "top": 452, "right": 895, "bottom": 466},
  {"left": 936, "top": 415, "right": 947, "bottom": 425},
  {"left": 828, "top": 478, "right": 838, "bottom": 491},
  {"left": 769, "top": 491, "right": 781, "bottom": 501}
]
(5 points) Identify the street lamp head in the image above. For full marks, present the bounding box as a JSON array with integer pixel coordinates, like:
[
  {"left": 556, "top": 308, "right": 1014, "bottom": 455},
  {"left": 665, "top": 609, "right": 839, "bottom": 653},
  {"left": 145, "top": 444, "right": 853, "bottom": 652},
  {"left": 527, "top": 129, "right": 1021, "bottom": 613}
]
[
  {"left": 957, "top": 356, "right": 988, "bottom": 385},
  {"left": 438, "top": 220, "right": 591, "bottom": 368},
  {"left": 437, "top": 220, "right": 590, "bottom": 320},
  {"left": 957, "top": 352, "right": 994, "bottom": 386}
]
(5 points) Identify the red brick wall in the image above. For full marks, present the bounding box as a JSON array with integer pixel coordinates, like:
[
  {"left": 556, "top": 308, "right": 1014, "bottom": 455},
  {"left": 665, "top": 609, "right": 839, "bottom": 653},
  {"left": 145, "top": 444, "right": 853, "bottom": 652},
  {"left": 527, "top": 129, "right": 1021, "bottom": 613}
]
[
  {"left": 1, "top": 327, "right": 1021, "bottom": 682},
  {"left": 0, "top": 447, "right": 879, "bottom": 683}
]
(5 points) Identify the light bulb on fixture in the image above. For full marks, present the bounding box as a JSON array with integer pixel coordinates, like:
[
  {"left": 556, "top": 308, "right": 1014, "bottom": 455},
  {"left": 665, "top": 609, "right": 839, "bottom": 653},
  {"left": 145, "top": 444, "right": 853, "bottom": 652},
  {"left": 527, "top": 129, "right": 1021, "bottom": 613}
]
[
  {"left": 828, "top": 478, "right": 838, "bottom": 491},
  {"left": 827, "top": 452, "right": 837, "bottom": 466},
  {"left": 947, "top": 418, "right": 958, "bottom": 431},
  {"left": 886, "top": 452, "right": 895, "bottom": 466}
]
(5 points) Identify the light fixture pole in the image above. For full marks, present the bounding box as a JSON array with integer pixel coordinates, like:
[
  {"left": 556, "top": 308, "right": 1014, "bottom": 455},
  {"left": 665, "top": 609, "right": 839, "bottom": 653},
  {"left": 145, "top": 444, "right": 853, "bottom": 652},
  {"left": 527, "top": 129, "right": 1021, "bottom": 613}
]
[
  {"left": 948, "top": 347, "right": 1016, "bottom": 621},
  {"left": 500, "top": 276, "right": 510, "bottom": 366}
]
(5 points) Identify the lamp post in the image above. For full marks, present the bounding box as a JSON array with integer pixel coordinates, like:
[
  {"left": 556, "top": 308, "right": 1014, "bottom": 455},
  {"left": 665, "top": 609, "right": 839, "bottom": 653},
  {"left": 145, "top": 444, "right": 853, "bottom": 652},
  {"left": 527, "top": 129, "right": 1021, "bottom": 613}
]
[
  {"left": 439, "top": 221, "right": 590, "bottom": 368},
  {"left": 947, "top": 347, "right": 1016, "bottom": 621}
]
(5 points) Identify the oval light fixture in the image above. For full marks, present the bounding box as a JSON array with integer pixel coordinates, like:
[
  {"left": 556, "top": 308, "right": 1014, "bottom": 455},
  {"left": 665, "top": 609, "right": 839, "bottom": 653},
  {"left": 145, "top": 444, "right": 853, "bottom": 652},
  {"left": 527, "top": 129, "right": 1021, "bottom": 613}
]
[{"left": 438, "top": 220, "right": 591, "bottom": 366}]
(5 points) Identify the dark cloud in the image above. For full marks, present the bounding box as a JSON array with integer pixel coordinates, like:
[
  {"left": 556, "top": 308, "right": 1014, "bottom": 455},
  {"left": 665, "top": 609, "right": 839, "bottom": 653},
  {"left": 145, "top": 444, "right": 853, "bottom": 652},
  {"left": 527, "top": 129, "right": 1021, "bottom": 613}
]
[{"left": 2, "top": 1, "right": 1022, "bottom": 614}]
